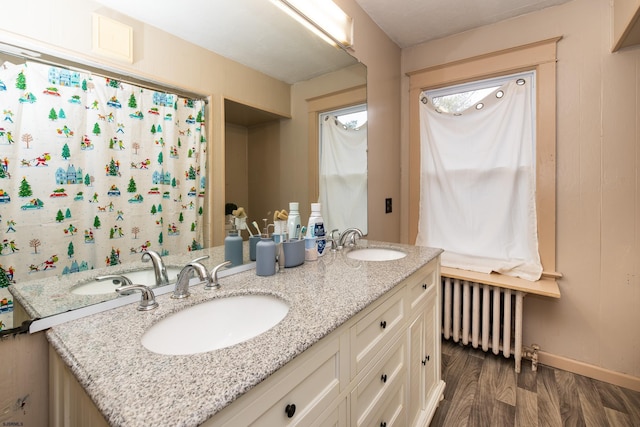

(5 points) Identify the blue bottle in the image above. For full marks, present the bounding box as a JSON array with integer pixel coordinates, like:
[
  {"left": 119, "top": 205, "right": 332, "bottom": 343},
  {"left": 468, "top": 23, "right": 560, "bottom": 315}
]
[
  {"left": 224, "top": 225, "right": 243, "bottom": 267},
  {"left": 256, "top": 235, "right": 276, "bottom": 276}
]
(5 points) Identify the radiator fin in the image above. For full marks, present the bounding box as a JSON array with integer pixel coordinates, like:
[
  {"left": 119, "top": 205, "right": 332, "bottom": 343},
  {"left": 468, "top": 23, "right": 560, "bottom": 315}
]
[{"left": 441, "top": 277, "right": 525, "bottom": 373}]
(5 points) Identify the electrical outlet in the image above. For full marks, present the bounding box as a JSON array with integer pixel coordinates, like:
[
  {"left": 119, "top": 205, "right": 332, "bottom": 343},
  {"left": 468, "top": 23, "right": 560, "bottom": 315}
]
[{"left": 385, "top": 198, "right": 392, "bottom": 214}]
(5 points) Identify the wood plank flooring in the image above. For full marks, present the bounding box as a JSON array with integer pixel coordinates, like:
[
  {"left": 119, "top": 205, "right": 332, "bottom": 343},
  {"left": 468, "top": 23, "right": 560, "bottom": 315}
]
[{"left": 430, "top": 339, "right": 640, "bottom": 426}]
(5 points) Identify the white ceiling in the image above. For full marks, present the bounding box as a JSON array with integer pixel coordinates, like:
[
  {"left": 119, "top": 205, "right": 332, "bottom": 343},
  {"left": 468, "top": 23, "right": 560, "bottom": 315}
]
[
  {"left": 354, "top": 0, "right": 572, "bottom": 48},
  {"left": 94, "top": 0, "right": 357, "bottom": 84},
  {"left": 94, "top": 0, "right": 572, "bottom": 83}
]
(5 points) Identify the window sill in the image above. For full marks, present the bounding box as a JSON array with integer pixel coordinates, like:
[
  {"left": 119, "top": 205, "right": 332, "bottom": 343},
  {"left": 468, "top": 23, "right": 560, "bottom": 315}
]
[{"left": 440, "top": 266, "right": 561, "bottom": 299}]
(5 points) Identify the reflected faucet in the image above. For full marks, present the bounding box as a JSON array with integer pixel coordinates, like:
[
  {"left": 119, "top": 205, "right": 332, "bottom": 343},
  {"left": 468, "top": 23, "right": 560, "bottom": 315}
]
[
  {"left": 95, "top": 274, "right": 134, "bottom": 295},
  {"left": 172, "top": 262, "right": 211, "bottom": 299},
  {"left": 338, "top": 228, "right": 364, "bottom": 248},
  {"left": 329, "top": 229, "right": 340, "bottom": 252},
  {"left": 141, "top": 250, "right": 169, "bottom": 287}
]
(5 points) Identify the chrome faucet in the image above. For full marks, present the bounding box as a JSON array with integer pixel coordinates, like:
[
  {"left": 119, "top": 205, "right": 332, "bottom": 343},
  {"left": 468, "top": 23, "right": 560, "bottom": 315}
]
[
  {"left": 338, "top": 227, "right": 364, "bottom": 248},
  {"left": 141, "top": 250, "right": 169, "bottom": 287},
  {"left": 205, "top": 260, "right": 232, "bottom": 290},
  {"left": 172, "top": 262, "right": 211, "bottom": 299}
]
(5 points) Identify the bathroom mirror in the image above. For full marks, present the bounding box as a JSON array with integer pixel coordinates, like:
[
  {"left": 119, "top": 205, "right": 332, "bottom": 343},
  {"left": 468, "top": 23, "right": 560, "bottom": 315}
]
[{"left": 1, "top": 0, "right": 366, "bottom": 329}]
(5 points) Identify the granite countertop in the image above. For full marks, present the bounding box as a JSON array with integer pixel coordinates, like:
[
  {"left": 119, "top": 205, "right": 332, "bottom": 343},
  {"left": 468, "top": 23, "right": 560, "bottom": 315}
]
[
  {"left": 46, "top": 240, "right": 442, "bottom": 427},
  {"left": 10, "top": 245, "right": 244, "bottom": 319}
]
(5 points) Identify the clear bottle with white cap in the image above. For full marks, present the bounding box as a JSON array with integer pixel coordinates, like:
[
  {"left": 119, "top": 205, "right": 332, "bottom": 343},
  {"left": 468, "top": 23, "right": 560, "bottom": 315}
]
[{"left": 287, "top": 202, "right": 301, "bottom": 240}]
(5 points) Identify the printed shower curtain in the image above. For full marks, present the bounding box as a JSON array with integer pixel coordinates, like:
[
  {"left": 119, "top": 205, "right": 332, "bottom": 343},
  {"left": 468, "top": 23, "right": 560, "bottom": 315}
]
[
  {"left": 319, "top": 117, "right": 367, "bottom": 235},
  {"left": 0, "top": 61, "right": 206, "bottom": 294},
  {"left": 416, "top": 78, "right": 542, "bottom": 281}
]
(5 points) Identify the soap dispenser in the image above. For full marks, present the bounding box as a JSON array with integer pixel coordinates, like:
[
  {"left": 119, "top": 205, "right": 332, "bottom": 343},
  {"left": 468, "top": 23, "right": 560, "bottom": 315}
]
[
  {"left": 224, "top": 221, "right": 243, "bottom": 267},
  {"left": 256, "top": 224, "right": 277, "bottom": 276}
]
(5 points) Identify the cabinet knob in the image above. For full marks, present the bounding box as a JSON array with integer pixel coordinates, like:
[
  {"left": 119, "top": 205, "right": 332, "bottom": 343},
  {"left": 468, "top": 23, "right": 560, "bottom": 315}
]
[
  {"left": 381, "top": 422, "right": 387, "bottom": 427},
  {"left": 422, "top": 283, "right": 427, "bottom": 290},
  {"left": 422, "top": 354, "right": 430, "bottom": 365},
  {"left": 285, "top": 403, "right": 296, "bottom": 418},
  {"left": 380, "top": 320, "right": 387, "bottom": 329},
  {"left": 381, "top": 373, "right": 387, "bottom": 383}
]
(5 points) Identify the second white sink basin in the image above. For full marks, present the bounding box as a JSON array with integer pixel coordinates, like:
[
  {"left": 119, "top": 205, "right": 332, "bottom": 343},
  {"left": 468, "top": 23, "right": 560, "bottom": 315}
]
[
  {"left": 141, "top": 294, "right": 289, "bottom": 355},
  {"left": 346, "top": 247, "right": 407, "bottom": 261},
  {"left": 71, "top": 267, "right": 181, "bottom": 295}
]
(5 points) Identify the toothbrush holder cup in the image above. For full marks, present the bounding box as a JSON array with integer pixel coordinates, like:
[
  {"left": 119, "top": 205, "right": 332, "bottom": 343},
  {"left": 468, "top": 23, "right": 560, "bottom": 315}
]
[
  {"left": 283, "top": 239, "right": 305, "bottom": 268},
  {"left": 249, "top": 235, "right": 261, "bottom": 261}
]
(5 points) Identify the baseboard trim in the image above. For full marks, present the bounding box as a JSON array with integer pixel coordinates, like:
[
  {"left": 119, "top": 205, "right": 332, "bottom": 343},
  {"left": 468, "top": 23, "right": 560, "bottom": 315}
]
[{"left": 535, "top": 351, "right": 640, "bottom": 392}]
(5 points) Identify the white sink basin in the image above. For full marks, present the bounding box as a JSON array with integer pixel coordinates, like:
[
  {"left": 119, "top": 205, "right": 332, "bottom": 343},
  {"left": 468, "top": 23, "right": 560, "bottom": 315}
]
[
  {"left": 71, "top": 267, "right": 181, "bottom": 295},
  {"left": 346, "top": 247, "right": 407, "bottom": 261},
  {"left": 141, "top": 294, "right": 289, "bottom": 355}
]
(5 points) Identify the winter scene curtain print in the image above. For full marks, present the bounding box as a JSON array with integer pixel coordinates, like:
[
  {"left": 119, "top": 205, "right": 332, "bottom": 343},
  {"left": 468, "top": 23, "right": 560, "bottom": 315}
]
[{"left": 0, "top": 61, "right": 207, "bottom": 308}]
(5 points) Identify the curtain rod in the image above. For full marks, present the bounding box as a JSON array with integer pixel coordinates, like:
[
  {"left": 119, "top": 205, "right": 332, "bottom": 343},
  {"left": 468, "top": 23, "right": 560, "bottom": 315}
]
[{"left": 0, "top": 42, "right": 208, "bottom": 104}]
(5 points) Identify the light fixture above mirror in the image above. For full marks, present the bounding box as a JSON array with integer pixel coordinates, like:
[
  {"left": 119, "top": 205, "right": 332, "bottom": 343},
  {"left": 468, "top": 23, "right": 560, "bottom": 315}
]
[{"left": 273, "top": 0, "right": 354, "bottom": 48}]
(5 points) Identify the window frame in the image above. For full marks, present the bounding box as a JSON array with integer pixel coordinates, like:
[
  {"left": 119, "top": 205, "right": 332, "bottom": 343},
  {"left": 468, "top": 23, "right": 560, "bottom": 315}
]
[{"left": 408, "top": 37, "right": 560, "bottom": 277}]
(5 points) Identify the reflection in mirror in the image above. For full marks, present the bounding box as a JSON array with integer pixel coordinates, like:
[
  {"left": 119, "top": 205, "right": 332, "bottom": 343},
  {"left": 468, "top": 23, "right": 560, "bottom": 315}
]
[
  {"left": 319, "top": 105, "right": 368, "bottom": 235},
  {"left": 224, "top": 61, "right": 368, "bottom": 241},
  {"left": 0, "top": 48, "right": 212, "bottom": 331},
  {"left": 1, "top": 0, "right": 366, "bottom": 333}
]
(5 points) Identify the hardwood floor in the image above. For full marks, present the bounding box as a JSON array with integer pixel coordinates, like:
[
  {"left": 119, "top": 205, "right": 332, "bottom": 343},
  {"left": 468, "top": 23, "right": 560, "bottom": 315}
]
[{"left": 430, "top": 339, "right": 640, "bottom": 426}]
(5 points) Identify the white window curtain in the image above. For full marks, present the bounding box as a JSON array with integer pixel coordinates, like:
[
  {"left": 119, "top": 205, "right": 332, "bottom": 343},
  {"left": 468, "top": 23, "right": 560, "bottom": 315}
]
[
  {"left": 416, "top": 77, "right": 542, "bottom": 281},
  {"left": 319, "top": 117, "right": 367, "bottom": 235}
]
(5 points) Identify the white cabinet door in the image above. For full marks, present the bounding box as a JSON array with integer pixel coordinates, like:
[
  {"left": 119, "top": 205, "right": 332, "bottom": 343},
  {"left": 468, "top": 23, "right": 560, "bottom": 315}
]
[{"left": 407, "top": 282, "right": 440, "bottom": 426}]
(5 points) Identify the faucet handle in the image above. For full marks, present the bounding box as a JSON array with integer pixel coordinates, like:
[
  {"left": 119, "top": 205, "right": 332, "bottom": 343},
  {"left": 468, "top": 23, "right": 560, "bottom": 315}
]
[
  {"left": 190, "top": 255, "right": 210, "bottom": 264},
  {"left": 95, "top": 274, "right": 133, "bottom": 286},
  {"left": 115, "top": 284, "right": 158, "bottom": 311},
  {"left": 205, "top": 260, "right": 232, "bottom": 290},
  {"left": 95, "top": 274, "right": 135, "bottom": 294}
]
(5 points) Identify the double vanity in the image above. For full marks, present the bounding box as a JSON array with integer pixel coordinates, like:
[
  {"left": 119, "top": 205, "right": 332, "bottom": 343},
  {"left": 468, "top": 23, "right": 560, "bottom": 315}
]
[{"left": 19, "top": 240, "right": 443, "bottom": 426}]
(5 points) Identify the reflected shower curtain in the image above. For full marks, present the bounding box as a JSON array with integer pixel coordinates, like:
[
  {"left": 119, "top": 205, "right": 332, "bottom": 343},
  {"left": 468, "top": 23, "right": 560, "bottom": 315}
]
[
  {"left": 0, "top": 61, "right": 206, "bottom": 290},
  {"left": 319, "top": 118, "right": 367, "bottom": 235},
  {"left": 416, "top": 79, "right": 542, "bottom": 281}
]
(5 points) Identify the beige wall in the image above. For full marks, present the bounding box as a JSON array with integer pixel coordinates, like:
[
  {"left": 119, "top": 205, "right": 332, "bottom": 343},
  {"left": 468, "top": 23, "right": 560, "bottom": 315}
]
[
  {"left": 248, "top": 121, "right": 282, "bottom": 228},
  {"left": 225, "top": 124, "right": 249, "bottom": 221},
  {"left": 401, "top": 0, "right": 640, "bottom": 379},
  {"left": 337, "top": 0, "right": 403, "bottom": 242}
]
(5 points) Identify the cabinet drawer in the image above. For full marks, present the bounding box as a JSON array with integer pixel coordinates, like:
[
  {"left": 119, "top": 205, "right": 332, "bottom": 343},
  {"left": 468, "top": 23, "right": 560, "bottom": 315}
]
[
  {"left": 366, "top": 381, "right": 407, "bottom": 427},
  {"left": 311, "top": 397, "right": 347, "bottom": 427},
  {"left": 251, "top": 350, "right": 341, "bottom": 426},
  {"left": 351, "top": 335, "right": 405, "bottom": 426},
  {"left": 351, "top": 288, "right": 405, "bottom": 375},
  {"left": 217, "top": 334, "right": 343, "bottom": 427},
  {"left": 406, "top": 261, "right": 437, "bottom": 312}
]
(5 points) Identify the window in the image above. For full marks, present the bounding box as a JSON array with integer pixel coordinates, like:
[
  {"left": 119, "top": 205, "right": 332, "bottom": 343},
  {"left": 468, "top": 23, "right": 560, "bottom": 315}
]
[
  {"left": 306, "top": 84, "right": 367, "bottom": 230},
  {"left": 416, "top": 72, "right": 540, "bottom": 280},
  {"left": 408, "top": 38, "right": 560, "bottom": 278},
  {"left": 319, "top": 104, "right": 368, "bottom": 234}
]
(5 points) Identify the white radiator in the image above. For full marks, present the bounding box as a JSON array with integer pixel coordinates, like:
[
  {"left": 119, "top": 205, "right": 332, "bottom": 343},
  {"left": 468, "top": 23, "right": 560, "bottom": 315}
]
[{"left": 441, "top": 277, "right": 527, "bottom": 373}]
